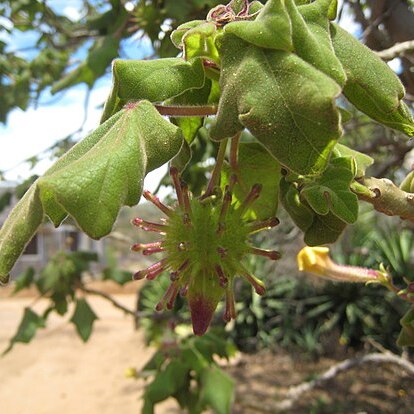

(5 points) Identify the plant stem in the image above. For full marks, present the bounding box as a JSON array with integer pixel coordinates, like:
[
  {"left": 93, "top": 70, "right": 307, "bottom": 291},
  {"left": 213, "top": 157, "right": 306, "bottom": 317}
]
[
  {"left": 79, "top": 285, "right": 138, "bottom": 317},
  {"left": 229, "top": 132, "right": 241, "bottom": 171},
  {"left": 355, "top": 176, "right": 414, "bottom": 223},
  {"left": 202, "top": 139, "right": 228, "bottom": 199},
  {"left": 155, "top": 104, "right": 218, "bottom": 117}
]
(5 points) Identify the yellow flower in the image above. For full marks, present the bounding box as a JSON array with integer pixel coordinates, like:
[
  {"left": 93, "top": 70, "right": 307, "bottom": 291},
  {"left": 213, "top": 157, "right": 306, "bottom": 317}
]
[{"left": 297, "top": 246, "right": 380, "bottom": 283}]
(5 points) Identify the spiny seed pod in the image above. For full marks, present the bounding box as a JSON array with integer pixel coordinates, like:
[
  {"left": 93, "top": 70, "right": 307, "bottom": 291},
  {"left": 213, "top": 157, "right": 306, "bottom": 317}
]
[{"left": 132, "top": 167, "right": 280, "bottom": 336}]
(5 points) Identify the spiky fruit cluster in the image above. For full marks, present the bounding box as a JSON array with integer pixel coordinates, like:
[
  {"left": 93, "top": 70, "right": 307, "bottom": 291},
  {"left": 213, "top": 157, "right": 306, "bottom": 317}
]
[{"left": 132, "top": 167, "right": 280, "bottom": 335}]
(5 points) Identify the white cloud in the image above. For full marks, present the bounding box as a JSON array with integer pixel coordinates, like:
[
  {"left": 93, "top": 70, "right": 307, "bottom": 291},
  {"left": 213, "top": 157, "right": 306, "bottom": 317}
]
[{"left": 62, "top": 6, "right": 82, "bottom": 21}]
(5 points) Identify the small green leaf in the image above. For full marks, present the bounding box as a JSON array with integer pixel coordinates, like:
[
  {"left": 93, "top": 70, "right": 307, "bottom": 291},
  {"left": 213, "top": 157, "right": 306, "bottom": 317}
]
[
  {"left": 13, "top": 267, "right": 35, "bottom": 294},
  {"left": 225, "top": 0, "right": 293, "bottom": 51},
  {"left": 222, "top": 142, "right": 281, "bottom": 220},
  {"left": 143, "top": 360, "right": 189, "bottom": 404},
  {"left": 182, "top": 22, "right": 220, "bottom": 63},
  {"left": 171, "top": 20, "right": 206, "bottom": 49},
  {"left": 300, "top": 157, "right": 359, "bottom": 224},
  {"left": 3, "top": 308, "right": 45, "bottom": 355},
  {"left": 101, "top": 58, "right": 205, "bottom": 122},
  {"left": 331, "top": 23, "right": 414, "bottom": 136},
  {"left": 400, "top": 171, "right": 414, "bottom": 193},
  {"left": 304, "top": 212, "right": 347, "bottom": 246},
  {"left": 199, "top": 366, "right": 235, "bottom": 414},
  {"left": 280, "top": 178, "right": 347, "bottom": 245},
  {"left": 280, "top": 178, "right": 314, "bottom": 232},
  {"left": 397, "top": 308, "right": 414, "bottom": 347},
  {"left": 210, "top": 34, "right": 341, "bottom": 175},
  {"left": 332, "top": 143, "right": 374, "bottom": 177},
  {"left": 70, "top": 298, "right": 98, "bottom": 342}
]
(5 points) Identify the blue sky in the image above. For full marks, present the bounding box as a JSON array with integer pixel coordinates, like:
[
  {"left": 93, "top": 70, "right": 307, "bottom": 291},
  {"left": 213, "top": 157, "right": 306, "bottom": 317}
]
[{"left": 0, "top": 0, "right": 169, "bottom": 192}]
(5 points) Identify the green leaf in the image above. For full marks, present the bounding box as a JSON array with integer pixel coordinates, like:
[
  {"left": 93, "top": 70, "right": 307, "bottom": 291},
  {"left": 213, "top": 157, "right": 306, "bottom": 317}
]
[
  {"left": 222, "top": 142, "right": 281, "bottom": 220},
  {"left": 0, "top": 101, "right": 183, "bottom": 281},
  {"left": 199, "top": 366, "right": 235, "bottom": 414},
  {"left": 3, "top": 308, "right": 45, "bottom": 355},
  {"left": 397, "top": 308, "right": 414, "bottom": 347},
  {"left": 102, "top": 267, "right": 132, "bottom": 286},
  {"left": 171, "top": 20, "right": 207, "bottom": 49},
  {"left": 331, "top": 23, "right": 414, "bottom": 137},
  {"left": 182, "top": 22, "right": 220, "bottom": 63},
  {"left": 101, "top": 58, "right": 205, "bottom": 122},
  {"left": 39, "top": 101, "right": 183, "bottom": 237},
  {"left": 332, "top": 143, "right": 373, "bottom": 178},
  {"left": 0, "top": 186, "right": 43, "bottom": 284},
  {"left": 51, "top": 36, "right": 120, "bottom": 93},
  {"left": 400, "top": 171, "right": 414, "bottom": 193},
  {"left": 280, "top": 178, "right": 314, "bottom": 231},
  {"left": 70, "top": 298, "right": 98, "bottom": 342},
  {"left": 304, "top": 212, "right": 347, "bottom": 246},
  {"left": 300, "top": 157, "right": 359, "bottom": 224},
  {"left": 225, "top": 0, "right": 293, "bottom": 51},
  {"left": 38, "top": 101, "right": 182, "bottom": 238},
  {"left": 286, "top": 0, "right": 346, "bottom": 86},
  {"left": 13, "top": 267, "right": 35, "bottom": 294},
  {"left": 280, "top": 178, "right": 347, "bottom": 245},
  {"left": 210, "top": 34, "right": 341, "bottom": 175},
  {"left": 143, "top": 360, "right": 189, "bottom": 404}
]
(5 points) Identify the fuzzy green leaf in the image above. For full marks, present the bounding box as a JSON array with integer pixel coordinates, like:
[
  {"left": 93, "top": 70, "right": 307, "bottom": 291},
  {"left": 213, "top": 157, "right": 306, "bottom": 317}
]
[
  {"left": 171, "top": 20, "right": 206, "bottom": 49},
  {"left": 0, "top": 186, "right": 43, "bottom": 284},
  {"left": 301, "top": 157, "right": 359, "bottom": 224},
  {"left": 101, "top": 58, "right": 205, "bottom": 122},
  {"left": 332, "top": 143, "right": 373, "bottom": 178},
  {"left": 210, "top": 34, "right": 341, "bottom": 175},
  {"left": 225, "top": 0, "right": 293, "bottom": 51},
  {"left": 38, "top": 101, "right": 183, "bottom": 237},
  {"left": 280, "top": 178, "right": 314, "bottom": 231},
  {"left": 70, "top": 298, "right": 98, "bottom": 342},
  {"left": 222, "top": 142, "right": 281, "bottom": 220},
  {"left": 0, "top": 101, "right": 183, "bottom": 281},
  {"left": 182, "top": 22, "right": 220, "bottom": 63},
  {"left": 3, "top": 308, "right": 45, "bottom": 355},
  {"left": 199, "top": 366, "right": 235, "bottom": 414},
  {"left": 304, "top": 211, "right": 347, "bottom": 246},
  {"left": 287, "top": 0, "right": 346, "bottom": 86},
  {"left": 280, "top": 178, "right": 347, "bottom": 245},
  {"left": 331, "top": 23, "right": 414, "bottom": 136}
]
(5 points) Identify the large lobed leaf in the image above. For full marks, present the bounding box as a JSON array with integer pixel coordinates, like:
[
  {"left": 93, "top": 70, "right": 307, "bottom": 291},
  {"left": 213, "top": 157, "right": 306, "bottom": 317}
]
[
  {"left": 0, "top": 101, "right": 183, "bottom": 282},
  {"left": 210, "top": 33, "right": 342, "bottom": 175}
]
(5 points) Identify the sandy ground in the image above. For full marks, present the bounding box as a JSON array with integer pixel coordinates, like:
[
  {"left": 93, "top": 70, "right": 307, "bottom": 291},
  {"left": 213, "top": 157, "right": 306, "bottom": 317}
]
[
  {"left": 2, "top": 284, "right": 414, "bottom": 414},
  {"left": 0, "top": 290, "right": 181, "bottom": 414}
]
